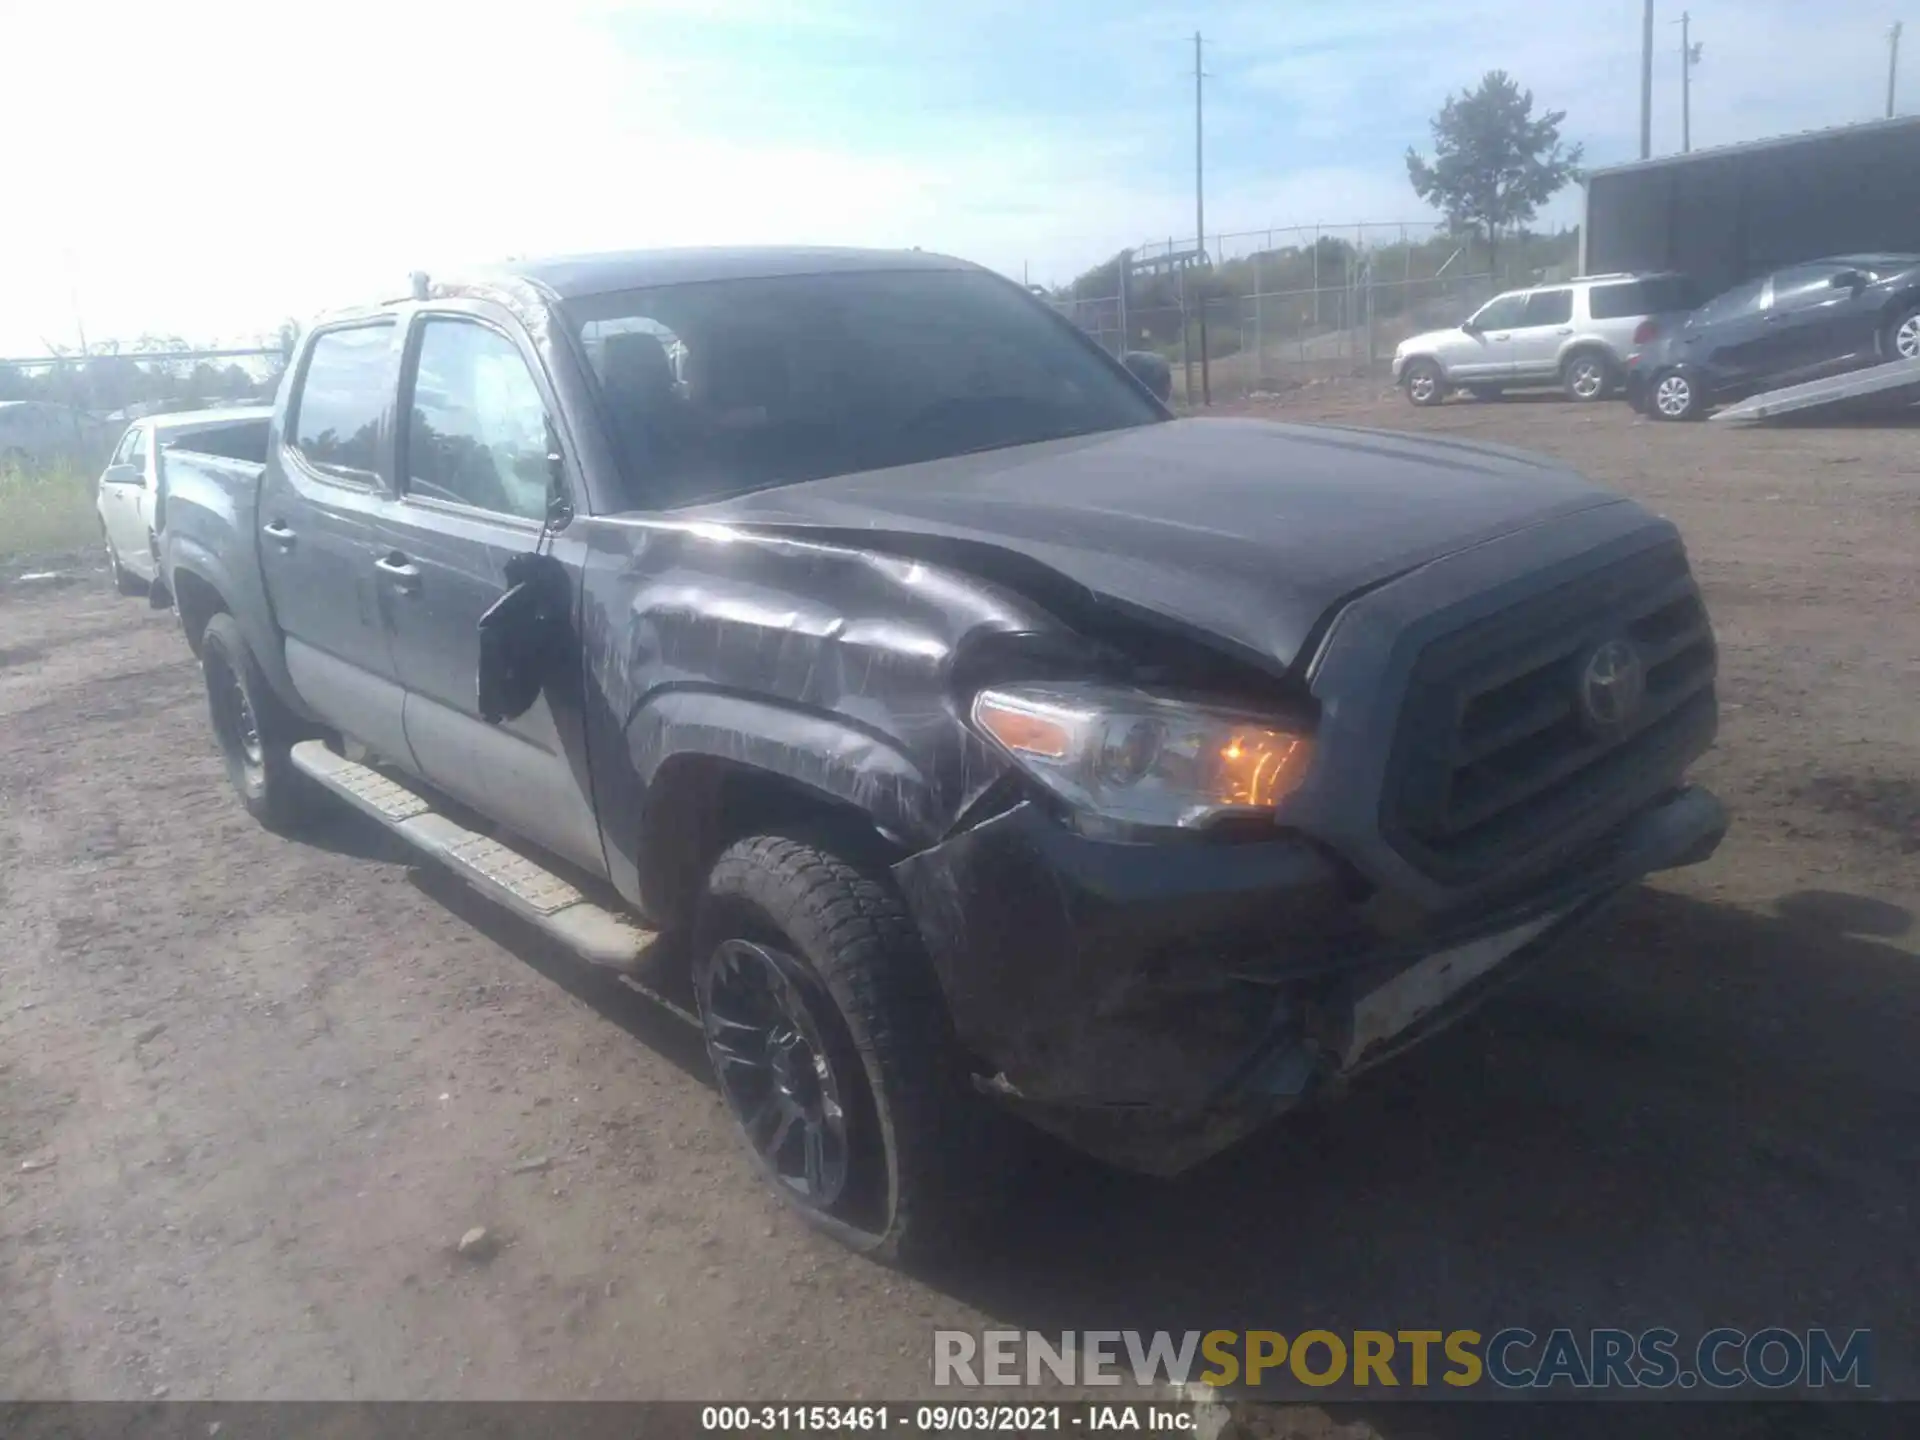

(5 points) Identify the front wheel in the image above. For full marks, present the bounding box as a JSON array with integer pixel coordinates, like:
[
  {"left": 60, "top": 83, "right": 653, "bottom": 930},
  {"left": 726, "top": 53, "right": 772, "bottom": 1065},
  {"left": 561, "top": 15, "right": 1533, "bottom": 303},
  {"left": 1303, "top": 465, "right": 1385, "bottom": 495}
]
[
  {"left": 694, "top": 833, "right": 1010, "bottom": 1262},
  {"left": 1402, "top": 360, "right": 1446, "bottom": 407},
  {"left": 1561, "top": 352, "right": 1614, "bottom": 402},
  {"left": 1648, "top": 369, "right": 1703, "bottom": 421},
  {"left": 199, "top": 613, "right": 321, "bottom": 832},
  {"left": 1887, "top": 305, "right": 1920, "bottom": 362}
]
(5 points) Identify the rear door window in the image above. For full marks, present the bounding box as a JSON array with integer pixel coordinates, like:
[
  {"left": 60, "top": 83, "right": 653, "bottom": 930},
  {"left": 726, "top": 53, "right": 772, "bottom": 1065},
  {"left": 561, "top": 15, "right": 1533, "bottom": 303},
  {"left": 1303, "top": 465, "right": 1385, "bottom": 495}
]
[
  {"left": 1522, "top": 289, "right": 1573, "bottom": 326},
  {"left": 1690, "top": 279, "right": 1766, "bottom": 328},
  {"left": 292, "top": 323, "right": 394, "bottom": 480}
]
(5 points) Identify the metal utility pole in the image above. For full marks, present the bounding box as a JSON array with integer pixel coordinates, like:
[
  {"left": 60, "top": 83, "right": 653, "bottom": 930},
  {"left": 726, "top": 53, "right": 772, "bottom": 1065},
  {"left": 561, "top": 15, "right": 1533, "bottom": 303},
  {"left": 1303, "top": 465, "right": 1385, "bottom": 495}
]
[
  {"left": 1193, "top": 30, "right": 1211, "bottom": 405},
  {"left": 1891, "top": 22, "right": 1904, "bottom": 119},
  {"left": 1640, "top": 0, "right": 1655, "bottom": 159},
  {"left": 1679, "top": 12, "right": 1702, "bottom": 152}
]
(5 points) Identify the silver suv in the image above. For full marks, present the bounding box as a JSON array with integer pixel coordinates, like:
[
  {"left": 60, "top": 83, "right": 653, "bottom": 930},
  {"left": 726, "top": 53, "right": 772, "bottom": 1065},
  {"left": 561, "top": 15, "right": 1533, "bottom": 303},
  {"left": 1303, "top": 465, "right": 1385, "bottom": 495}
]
[{"left": 1392, "top": 272, "right": 1701, "bottom": 407}]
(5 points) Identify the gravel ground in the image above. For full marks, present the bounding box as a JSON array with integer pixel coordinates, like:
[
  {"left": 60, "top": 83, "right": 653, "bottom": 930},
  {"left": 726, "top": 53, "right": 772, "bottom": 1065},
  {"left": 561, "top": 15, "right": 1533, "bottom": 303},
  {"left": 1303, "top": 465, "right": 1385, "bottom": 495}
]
[{"left": 1, "top": 390, "right": 1915, "bottom": 1428}]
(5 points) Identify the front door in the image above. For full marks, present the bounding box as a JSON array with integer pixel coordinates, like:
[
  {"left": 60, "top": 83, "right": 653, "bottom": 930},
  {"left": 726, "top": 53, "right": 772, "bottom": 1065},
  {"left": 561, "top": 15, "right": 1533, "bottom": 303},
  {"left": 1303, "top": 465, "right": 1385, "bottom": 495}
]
[
  {"left": 1452, "top": 292, "right": 1529, "bottom": 381},
  {"left": 1750, "top": 264, "right": 1874, "bottom": 383},
  {"left": 376, "top": 308, "right": 606, "bottom": 877},
  {"left": 100, "top": 425, "right": 151, "bottom": 576},
  {"left": 1503, "top": 287, "right": 1575, "bottom": 382},
  {"left": 257, "top": 319, "right": 414, "bottom": 765}
]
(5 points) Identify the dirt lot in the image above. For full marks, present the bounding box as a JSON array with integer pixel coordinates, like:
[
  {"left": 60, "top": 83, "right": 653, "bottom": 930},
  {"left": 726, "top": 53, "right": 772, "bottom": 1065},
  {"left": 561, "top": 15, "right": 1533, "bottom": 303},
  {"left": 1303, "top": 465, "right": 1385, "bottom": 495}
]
[{"left": 2, "top": 390, "right": 1917, "bottom": 1422}]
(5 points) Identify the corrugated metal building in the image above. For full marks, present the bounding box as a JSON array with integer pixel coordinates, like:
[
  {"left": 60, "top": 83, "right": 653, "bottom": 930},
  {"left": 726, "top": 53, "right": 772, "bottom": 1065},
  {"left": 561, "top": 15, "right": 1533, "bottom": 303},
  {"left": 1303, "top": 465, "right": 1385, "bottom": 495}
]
[{"left": 1580, "top": 116, "right": 1920, "bottom": 297}]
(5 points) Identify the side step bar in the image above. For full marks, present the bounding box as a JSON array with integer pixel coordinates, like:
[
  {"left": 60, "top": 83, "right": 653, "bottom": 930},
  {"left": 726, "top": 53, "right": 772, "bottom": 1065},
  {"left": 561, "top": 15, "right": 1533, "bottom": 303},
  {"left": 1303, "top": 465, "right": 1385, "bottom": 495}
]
[{"left": 290, "top": 740, "right": 657, "bottom": 971}]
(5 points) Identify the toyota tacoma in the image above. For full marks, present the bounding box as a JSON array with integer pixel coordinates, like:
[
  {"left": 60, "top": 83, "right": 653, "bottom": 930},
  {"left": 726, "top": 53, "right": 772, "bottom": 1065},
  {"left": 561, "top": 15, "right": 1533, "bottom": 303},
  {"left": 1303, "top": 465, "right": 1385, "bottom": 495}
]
[{"left": 158, "top": 247, "right": 1726, "bottom": 1259}]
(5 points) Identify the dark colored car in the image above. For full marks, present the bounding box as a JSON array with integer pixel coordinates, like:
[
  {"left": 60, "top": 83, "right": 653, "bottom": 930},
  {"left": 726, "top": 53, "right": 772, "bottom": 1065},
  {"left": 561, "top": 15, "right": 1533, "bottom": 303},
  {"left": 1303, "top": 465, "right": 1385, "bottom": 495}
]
[
  {"left": 158, "top": 247, "right": 1727, "bottom": 1260},
  {"left": 1626, "top": 254, "right": 1920, "bottom": 419}
]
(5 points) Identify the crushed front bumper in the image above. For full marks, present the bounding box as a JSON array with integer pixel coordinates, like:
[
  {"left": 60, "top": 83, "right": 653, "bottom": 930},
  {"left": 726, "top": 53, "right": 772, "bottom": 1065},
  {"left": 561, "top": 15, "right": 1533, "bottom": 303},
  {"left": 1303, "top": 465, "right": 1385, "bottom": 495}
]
[{"left": 893, "top": 785, "right": 1726, "bottom": 1175}]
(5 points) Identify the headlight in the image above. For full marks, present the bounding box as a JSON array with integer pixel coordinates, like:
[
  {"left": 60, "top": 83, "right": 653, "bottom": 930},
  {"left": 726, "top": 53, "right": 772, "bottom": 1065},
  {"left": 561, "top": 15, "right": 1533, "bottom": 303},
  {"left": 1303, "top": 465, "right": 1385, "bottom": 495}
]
[{"left": 971, "top": 682, "right": 1313, "bottom": 829}]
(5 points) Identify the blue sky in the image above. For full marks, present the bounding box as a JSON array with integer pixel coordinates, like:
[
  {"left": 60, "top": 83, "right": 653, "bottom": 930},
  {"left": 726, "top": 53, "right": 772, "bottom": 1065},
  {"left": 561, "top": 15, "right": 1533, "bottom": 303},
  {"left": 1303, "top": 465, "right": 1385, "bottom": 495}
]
[{"left": 0, "top": 0, "right": 1903, "bottom": 352}]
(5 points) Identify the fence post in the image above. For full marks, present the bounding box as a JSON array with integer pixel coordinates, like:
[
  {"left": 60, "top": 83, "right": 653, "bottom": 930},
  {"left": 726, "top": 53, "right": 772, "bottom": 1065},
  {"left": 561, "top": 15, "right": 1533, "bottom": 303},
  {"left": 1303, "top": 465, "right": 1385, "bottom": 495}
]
[
  {"left": 1174, "top": 237, "right": 1192, "bottom": 407},
  {"left": 1118, "top": 248, "right": 1130, "bottom": 357}
]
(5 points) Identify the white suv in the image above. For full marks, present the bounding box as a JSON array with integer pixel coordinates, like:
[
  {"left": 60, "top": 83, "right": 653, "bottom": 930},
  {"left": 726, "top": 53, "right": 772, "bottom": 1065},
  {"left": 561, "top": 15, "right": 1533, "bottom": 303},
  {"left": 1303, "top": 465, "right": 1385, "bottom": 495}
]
[{"left": 1392, "top": 273, "right": 1701, "bottom": 407}]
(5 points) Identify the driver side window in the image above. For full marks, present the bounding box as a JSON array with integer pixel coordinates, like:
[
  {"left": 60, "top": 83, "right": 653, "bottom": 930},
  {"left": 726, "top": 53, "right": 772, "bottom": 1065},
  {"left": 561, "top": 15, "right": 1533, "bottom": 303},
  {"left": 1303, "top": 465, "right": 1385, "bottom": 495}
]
[
  {"left": 403, "top": 319, "right": 553, "bottom": 523},
  {"left": 1470, "top": 293, "right": 1529, "bottom": 330}
]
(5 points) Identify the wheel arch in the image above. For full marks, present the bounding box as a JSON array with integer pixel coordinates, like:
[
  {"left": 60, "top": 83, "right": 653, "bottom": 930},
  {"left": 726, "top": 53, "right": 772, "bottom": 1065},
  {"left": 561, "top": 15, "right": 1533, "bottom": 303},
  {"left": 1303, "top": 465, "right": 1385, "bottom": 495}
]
[{"left": 628, "top": 691, "right": 936, "bottom": 930}]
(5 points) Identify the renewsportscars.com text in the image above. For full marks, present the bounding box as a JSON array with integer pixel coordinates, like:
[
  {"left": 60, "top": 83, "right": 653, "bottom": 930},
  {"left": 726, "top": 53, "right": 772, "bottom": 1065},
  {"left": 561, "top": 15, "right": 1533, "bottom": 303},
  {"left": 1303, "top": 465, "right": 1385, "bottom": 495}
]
[{"left": 933, "top": 1328, "right": 1874, "bottom": 1392}]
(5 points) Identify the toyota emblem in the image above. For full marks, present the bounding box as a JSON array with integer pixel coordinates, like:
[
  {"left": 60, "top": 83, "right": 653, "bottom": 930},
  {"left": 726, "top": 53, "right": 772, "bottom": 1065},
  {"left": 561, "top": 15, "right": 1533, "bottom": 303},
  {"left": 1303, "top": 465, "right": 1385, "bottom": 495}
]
[{"left": 1579, "top": 638, "right": 1646, "bottom": 732}]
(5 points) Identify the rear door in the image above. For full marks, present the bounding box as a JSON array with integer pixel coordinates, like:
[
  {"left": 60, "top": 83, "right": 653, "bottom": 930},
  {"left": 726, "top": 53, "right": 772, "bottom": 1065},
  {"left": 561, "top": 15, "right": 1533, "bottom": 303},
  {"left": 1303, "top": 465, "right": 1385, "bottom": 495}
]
[
  {"left": 375, "top": 306, "right": 605, "bottom": 876},
  {"left": 1504, "top": 287, "right": 1575, "bottom": 380},
  {"left": 257, "top": 319, "right": 415, "bottom": 765},
  {"left": 1675, "top": 278, "right": 1770, "bottom": 393}
]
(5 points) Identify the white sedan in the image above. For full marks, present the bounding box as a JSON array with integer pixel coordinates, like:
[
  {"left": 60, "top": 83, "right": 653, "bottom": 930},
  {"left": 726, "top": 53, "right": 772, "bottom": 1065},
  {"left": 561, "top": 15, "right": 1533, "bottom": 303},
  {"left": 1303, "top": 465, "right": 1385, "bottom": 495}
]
[{"left": 97, "top": 408, "right": 271, "bottom": 595}]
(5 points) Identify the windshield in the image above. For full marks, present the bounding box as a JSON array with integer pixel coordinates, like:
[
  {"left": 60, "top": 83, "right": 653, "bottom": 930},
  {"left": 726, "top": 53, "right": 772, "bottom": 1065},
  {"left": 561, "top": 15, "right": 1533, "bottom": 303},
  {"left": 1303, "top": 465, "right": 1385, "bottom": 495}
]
[{"left": 566, "top": 268, "right": 1163, "bottom": 509}]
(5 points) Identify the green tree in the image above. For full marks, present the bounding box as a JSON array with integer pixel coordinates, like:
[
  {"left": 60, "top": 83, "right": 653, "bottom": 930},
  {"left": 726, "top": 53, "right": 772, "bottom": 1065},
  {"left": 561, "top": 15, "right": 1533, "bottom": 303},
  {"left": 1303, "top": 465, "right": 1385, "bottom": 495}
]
[{"left": 1406, "top": 71, "right": 1583, "bottom": 279}]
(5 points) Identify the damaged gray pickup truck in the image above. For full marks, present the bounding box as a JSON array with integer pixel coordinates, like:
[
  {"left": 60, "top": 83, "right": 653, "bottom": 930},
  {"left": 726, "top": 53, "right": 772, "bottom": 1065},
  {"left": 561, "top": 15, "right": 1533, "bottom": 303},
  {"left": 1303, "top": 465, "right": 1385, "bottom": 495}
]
[{"left": 160, "top": 247, "right": 1726, "bottom": 1259}]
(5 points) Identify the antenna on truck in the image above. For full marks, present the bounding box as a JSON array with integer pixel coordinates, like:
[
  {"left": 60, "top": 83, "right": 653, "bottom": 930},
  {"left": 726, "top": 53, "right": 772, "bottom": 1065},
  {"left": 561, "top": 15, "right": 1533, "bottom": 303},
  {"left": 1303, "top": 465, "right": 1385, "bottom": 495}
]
[{"left": 409, "top": 271, "right": 430, "bottom": 301}]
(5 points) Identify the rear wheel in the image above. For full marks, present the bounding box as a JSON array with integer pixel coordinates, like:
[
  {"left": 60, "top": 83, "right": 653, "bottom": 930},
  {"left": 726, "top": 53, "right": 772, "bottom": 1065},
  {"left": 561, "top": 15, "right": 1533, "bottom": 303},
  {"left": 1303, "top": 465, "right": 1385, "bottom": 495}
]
[
  {"left": 1561, "top": 351, "right": 1614, "bottom": 402},
  {"left": 1402, "top": 360, "right": 1446, "bottom": 407},
  {"left": 199, "top": 613, "right": 320, "bottom": 832},
  {"left": 694, "top": 833, "right": 1010, "bottom": 1262},
  {"left": 1649, "top": 369, "right": 1702, "bottom": 421},
  {"left": 1887, "top": 305, "right": 1920, "bottom": 362}
]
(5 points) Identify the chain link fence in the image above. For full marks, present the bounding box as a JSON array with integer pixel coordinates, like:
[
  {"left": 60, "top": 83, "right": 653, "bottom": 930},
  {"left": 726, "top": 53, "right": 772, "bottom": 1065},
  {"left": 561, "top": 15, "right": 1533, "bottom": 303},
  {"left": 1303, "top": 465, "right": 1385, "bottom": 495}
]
[{"left": 1048, "top": 222, "right": 1581, "bottom": 404}]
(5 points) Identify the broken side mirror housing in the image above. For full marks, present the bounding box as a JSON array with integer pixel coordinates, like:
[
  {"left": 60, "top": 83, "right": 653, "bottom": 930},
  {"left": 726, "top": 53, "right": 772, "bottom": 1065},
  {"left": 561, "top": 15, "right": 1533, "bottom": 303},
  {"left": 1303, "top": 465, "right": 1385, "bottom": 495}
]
[
  {"left": 476, "top": 552, "right": 571, "bottom": 724},
  {"left": 1121, "top": 350, "right": 1173, "bottom": 404}
]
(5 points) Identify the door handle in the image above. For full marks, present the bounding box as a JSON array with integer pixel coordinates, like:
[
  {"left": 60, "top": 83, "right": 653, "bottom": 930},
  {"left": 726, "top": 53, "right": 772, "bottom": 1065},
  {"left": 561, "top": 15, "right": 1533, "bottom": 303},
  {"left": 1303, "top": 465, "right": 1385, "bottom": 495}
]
[
  {"left": 375, "top": 553, "right": 422, "bottom": 593},
  {"left": 262, "top": 519, "right": 297, "bottom": 548},
  {"left": 1555, "top": 328, "right": 1574, "bottom": 335}
]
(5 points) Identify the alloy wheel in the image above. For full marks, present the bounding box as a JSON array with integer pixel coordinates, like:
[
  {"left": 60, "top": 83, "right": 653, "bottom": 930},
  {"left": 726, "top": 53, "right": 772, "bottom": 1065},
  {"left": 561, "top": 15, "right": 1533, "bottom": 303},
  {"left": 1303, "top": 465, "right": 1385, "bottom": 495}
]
[
  {"left": 1654, "top": 374, "right": 1693, "bottom": 418},
  {"left": 1896, "top": 314, "right": 1920, "bottom": 361},
  {"left": 700, "top": 937, "right": 852, "bottom": 1209}
]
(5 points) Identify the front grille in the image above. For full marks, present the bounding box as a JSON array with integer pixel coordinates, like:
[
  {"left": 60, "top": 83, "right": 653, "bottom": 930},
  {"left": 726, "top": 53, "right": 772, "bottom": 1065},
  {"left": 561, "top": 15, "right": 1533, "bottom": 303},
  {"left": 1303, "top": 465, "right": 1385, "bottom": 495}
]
[{"left": 1383, "top": 541, "right": 1717, "bottom": 883}]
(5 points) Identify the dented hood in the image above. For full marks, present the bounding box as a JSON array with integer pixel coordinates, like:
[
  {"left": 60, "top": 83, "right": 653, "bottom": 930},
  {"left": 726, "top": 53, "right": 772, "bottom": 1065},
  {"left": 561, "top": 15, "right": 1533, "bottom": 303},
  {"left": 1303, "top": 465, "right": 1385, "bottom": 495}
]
[{"left": 694, "top": 417, "right": 1625, "bottom": 671}]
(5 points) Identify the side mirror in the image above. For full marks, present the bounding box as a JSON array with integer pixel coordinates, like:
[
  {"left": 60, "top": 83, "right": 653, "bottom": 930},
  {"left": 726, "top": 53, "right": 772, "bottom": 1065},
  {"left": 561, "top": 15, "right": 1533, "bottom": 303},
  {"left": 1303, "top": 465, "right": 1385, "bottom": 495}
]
[
  {"left": 1830, "top": 270, "right": 1864, "bottom": 290},
  {"left": 103, "top": 463, "right": 144, "bottom": 487},
  {"left": 1121, "top": 350, "right": 1173, "bottom": 404},
  {"left": 476, "top": 552, "right": 570, "bottom": 724},
  {"left": 1460, "top": 319, "right": 1482, "bottom": 335}
]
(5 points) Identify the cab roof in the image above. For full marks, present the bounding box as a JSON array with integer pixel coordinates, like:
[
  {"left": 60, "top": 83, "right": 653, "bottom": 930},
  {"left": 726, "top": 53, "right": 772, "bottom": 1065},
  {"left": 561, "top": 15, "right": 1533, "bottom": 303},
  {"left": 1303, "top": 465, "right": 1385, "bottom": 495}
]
[{"left": 498, "top": 246, "right": 976, "bottom": 301}]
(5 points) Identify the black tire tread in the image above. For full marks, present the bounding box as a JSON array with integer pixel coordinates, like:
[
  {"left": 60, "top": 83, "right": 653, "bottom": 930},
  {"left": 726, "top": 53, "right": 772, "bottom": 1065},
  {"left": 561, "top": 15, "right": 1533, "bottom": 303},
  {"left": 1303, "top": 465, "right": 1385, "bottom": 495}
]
[
  {"left": 701, "top": 832, "right": 1007, "bottom": 1262},
  {"left": 200, "top": 612, "right": 319, "bottom": 833}
]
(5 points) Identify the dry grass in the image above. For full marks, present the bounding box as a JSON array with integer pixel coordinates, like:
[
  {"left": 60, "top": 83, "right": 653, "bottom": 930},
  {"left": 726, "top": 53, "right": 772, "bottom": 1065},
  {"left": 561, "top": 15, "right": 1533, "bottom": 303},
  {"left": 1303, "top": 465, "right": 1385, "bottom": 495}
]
[{"left": 0, "top": 460, "right": 97, "bottom": 562}]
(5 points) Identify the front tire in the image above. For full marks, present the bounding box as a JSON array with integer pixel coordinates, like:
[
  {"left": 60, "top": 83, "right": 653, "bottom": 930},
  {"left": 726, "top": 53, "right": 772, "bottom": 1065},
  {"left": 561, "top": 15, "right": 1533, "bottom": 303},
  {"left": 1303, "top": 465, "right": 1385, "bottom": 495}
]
[
  {"left": 1561, "top": 351, "right": 1614, "bottom": 402},
  {"left": 1887, "top": 304, "right": 1920, "bottom": 362},
  {"left": 1648, "top": 369, "right": 1703, "bottom": 421},
  {"left": 694, "top": 833, "right": 1008, "bottom": 1262},
  {"left": 1402, "top": 360, "right": 1446, "bottom": 407},
  {"left": 198, "top": 612, "right": 320, "bottom": 832}
]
